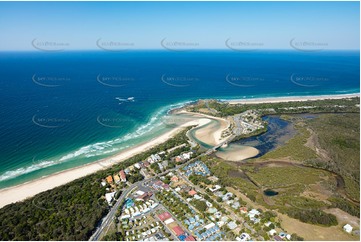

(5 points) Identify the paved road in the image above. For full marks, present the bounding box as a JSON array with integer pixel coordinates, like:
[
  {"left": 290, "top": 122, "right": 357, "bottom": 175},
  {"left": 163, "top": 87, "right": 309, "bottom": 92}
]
[
  {"left": 89, "top": 131, "right": 231, "bottom": 241},
  {"left": 89, "top": 181, "right": 144, "bottom": 241}
]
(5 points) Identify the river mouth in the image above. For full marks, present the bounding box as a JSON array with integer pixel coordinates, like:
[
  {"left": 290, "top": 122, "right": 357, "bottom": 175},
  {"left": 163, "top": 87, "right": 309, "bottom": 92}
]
[{"left": 263, "top": 189, "right": 279, "bottom": 196}]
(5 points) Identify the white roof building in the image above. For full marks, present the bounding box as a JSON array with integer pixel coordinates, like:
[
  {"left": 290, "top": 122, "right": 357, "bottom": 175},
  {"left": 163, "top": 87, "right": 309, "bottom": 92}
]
[
  {"left": 264, "top": 221, "right": 272, "bottom": 227},
  {"left": 343, "top": 224, "right": 353, "bottom": 233},
  {"left": 248, "top": 209, "right": 261, "bottom": 218},
  {"left": 105, "top": 192, "right": 116, "bottom": 205},
  {"left": 204, "top": 222, "right": 216, "bottom": 230},
  {"left": 164, "top": 218, "right": 175, "bottom": 225},
  {"left": 268, "top": 229, "right": 277, "bottom": 236},
  {"left": 227, "top": 221, "right": 237, "bottom": 230}
]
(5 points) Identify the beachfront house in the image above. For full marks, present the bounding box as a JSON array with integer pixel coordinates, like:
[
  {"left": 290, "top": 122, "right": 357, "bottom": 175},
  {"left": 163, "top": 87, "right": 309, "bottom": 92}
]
[
  {"left": 106, "top": 175, "right": 113, "bottom": 184},
  {"left": 119, "top": 170, "right": 127, "bottom": 182},
  {"left": 113, "top": 174, "right": 120, "bottom": 184}
]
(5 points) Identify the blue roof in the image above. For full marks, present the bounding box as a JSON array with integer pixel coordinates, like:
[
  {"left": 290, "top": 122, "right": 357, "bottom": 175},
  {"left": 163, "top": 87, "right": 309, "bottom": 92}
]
[{"left": 178, "top": 235, "right": 186, "bottom": 241}]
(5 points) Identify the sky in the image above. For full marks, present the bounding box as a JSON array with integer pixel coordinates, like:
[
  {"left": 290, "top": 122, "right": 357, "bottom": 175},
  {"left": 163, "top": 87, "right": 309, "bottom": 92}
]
[{"left": 0, "top": 1, "right": 359, "bottom": 51}]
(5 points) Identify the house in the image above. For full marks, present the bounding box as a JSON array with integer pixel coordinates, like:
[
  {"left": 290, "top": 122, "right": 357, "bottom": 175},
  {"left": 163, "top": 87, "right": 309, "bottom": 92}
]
[
  {"left": 170, "top": 176, "right": 179, "bottom": 183},
  {"left": 113, "top": 174, "right": 120, "bottom": 184},
  {"left": 162, "top": 160, "right": 168, "bottom": 168},
  {"left": 143, "top": 161, "right": 150, "bottom": 167},
  {"left": 105, "top": 192, "right": 116, "bottom": 205},
  {"left": 268, "top": 229, "right": 277, "bottom": 236},
  {"left": 240, "top": 207, "right": 248, "bottom": 214},
  {"left": 188, "top": 190, "right": 197, "bottom": 196},
  {"left": 119, "top": 170, "right": 126, "bottom": 182},
  {"left": 136, "top": 192, "right": 153, "bottom": 202},
  {"left": 231, "top": 201, "right": 240, "bottom": 209},
  {"left": 209, "top": 185, "right": 222, "bottom": 192},
  {"left": 237, "top": 233, "right": 250, "bottom": 241},
  {"left": 227, "top": 221, "right": 237, "bottom": 230},
  {"left": 222, "top": 192, "right": 233, "bottom": 201},
  {"left": 264, "top": 221, "right": 272, "bottom": 227},
  {"left": 343, "top": 224, "right": 353, "bottom": 233},
  {"left": 106, "top": 175, "right": 113, "bottom": 184},
  {"left": 158, "top": 163, "right": 164, "bottom": 171},
  {"left": 175, "top": 156, "right": 182, "bottom": 163},
  {"left": 248, "top": 209, "right": 261, "bottom": 218},
  {"left": 208, "top": 176, "right": 219, "bottom": 182}
]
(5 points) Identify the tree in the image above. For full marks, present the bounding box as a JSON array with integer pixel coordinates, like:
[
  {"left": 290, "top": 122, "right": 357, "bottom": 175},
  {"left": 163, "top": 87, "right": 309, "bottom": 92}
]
[{"left": 193, "top": 200, "right": 207, "bottom": 211}]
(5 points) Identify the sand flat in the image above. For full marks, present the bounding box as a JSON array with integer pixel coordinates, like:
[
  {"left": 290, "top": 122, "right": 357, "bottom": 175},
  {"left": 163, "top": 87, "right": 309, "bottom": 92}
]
[{"left": 216, "top": 144, "right": 259, "bottom": 161}]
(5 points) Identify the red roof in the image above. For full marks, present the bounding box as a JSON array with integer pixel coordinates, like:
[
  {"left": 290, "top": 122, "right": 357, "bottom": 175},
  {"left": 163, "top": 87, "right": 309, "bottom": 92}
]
[
  {"left": 157, "top": 212, "right": 172, "bottom": 221},
  {"left": 185, "top": 235, "right": 196, "bottom": 241},
  {"left": 172, "top": 226, "right": 184, "bottom": 236},
  {"left": 119, "top": 170, "right": 126, "bottom": 179},
  {"left": 188, "top": 190, "right": 197, "bottom": 196},
  {"left": 171, "top": 176, "right": 179, "bottom": 182}
]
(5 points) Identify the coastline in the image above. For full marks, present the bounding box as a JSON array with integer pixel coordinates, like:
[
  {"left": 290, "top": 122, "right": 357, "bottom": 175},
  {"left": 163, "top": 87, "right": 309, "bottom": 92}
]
[
  {"left": 0, "top": 113, "right": 220, "bottom": 209},
  {"left": 224, "top": 93, "right": 360, "bottom": 105},
  {"left": 0, "top": 119, "right": 199, "bottom": 208},
  {"left": 0, "top": 92, "right": 359, "bottom": 209}
]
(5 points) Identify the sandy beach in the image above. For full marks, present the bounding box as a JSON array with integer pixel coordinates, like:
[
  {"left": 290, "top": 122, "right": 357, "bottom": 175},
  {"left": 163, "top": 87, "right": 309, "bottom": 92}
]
[
  {"left": 0, "top": 118, "right": 204, "bottom": 208},
  {"left": 176, "top": 110, "right": 230, "bottom": 146},
  {"left": 226, "top": 93, "right": 359, "bottom": 105},
  {"left": 216, "top": 144, "right": 259, "bottom": 161},
  {"left": 0, "top": 113, "right": 225, "bottom": 209},
  {"left": 0, "top": 93, "right": 358, "bottom": 208}
]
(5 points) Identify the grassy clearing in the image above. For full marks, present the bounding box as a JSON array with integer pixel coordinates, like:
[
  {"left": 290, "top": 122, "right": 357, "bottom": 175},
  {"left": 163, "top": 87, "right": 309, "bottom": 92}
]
[
  {"left": 206, "top": 159, "right": 259, "bottom": 200},
  {"left": 307, "top": 113, "right": 360, "bottom": 201},
  {"left": 259, "top": 124, "right": 317, "bottom": 161},
  {"left": 245, "top": 165, "right": 332, "bottom": 210}
]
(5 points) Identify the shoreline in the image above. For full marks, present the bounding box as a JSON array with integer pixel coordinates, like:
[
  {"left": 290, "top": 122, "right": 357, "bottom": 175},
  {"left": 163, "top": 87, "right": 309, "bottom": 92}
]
[
  {"left": 0, "top": 113, "right": 223, "bottom": 209},
  {"left": 0, "top": 118, "right": 203, "bottom": 208},
  {"left": 223, "top": 93, "right": 360, "bottom": 105},
  {"left": 0, "top": 92, "right": 358, "bottom": 208},
  {"left": 176, "top": 110, "right": 230, "bottom": 146}
]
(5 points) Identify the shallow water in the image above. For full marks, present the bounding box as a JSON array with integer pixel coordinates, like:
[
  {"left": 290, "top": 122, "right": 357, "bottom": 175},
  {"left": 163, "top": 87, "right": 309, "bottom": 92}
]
[{"left": 234, "top": 115, "right": 298, "bottom": 157}]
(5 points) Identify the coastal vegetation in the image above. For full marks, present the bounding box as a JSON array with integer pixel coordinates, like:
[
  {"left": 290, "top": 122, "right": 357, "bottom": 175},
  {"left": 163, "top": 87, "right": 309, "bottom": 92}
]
[
  {"left": 307, "top": 113, "right": 360, "bottom": 201},
  {"left": 188, "top": 97, "right": 360, "bottom": 117},
  {"left": 198, "top": 98, "right": 360, "bottom": 224}
]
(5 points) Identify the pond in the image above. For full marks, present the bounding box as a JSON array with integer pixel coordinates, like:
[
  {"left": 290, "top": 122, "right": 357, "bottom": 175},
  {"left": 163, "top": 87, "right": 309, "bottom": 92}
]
[{"left": 263, "top": 189, "right": 279, "bottom": 196}]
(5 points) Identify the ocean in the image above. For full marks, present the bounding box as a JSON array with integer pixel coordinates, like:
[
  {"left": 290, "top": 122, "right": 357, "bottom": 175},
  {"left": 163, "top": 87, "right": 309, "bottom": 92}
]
[{"left": 0, "top": 50, "right": 359, "bottom": 189}]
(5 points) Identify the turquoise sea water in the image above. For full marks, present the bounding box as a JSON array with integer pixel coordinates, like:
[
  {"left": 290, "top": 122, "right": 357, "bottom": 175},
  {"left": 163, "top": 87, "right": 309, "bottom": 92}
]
[{"left": 0, "top": 50, "right": 359, "bottom": 189}]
